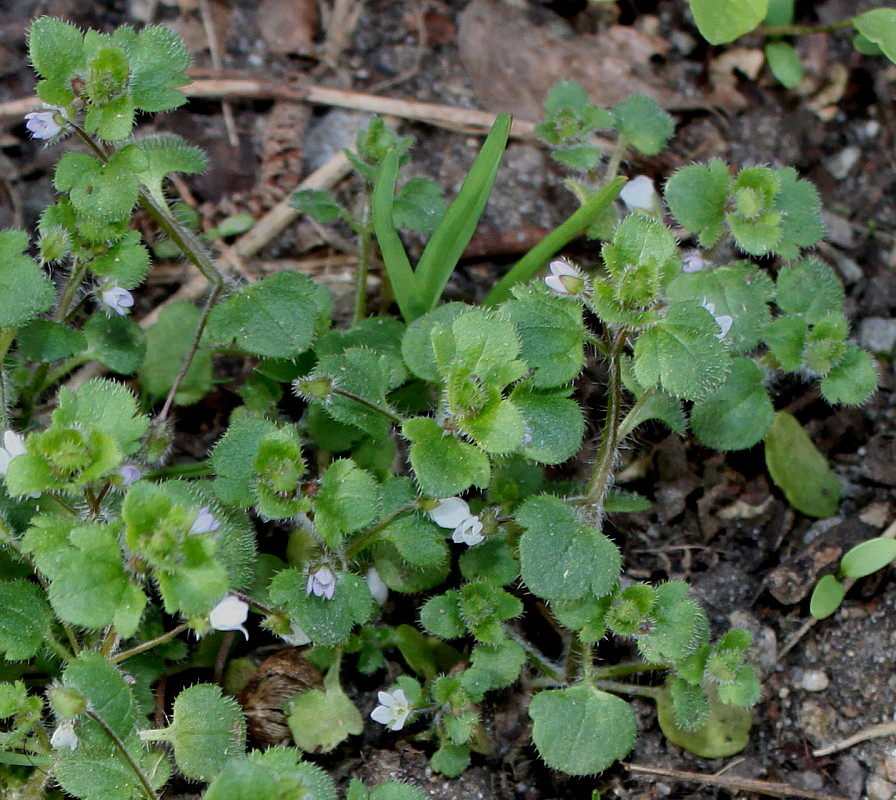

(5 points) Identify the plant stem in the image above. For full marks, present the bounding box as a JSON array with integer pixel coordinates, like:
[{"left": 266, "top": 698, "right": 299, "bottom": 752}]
[
  {"left": 507, "top": 628, "right": 565, "bottom": 683},
  {"left": 84, "top": 709, "right": 159, "bottom": 800},
  {"left": 604, "top": 137, "right": 628, "bottom": 184},
  {"left": 581, "top": 327, "right": 627, "bottom": 527},
  {"left": 111, "top": 621, "right": 190, "bottom": 665},
  {"left": 617, "top": 385, "right": 656, "bottom": 440},
  {"left": 594, "top": 678, "right": 660, "bottom": 700},
  {"left": 344, "top": 502, "right": 418, "bottom": 559},
  {"left": 353, "top": 189, "right": 373, "bottom": 324},
  {"left": 756, "top": 18, "right": 855, "bottom": 37},
  {"left": 330, "top": 388, "right": 405, "bottom": 425},
  {"left": 593, "top": 660, "right": 670, "bottom": 680},
  {"left": 0, "top": 327, "right": 15, "bottom": 428}
]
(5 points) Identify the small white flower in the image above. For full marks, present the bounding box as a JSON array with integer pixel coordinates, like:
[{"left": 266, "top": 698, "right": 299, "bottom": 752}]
[
  {"left": 50, "top": 722, "right": 79, "bottom": 751},
  {"left": 429, "top": 497, "right": 485, "bottom": 547},
  {"left": 370, "top": 688, "right": 412, "bottom": 731},
  {"left": 620, "top": 175, "right": 661, "bottom": 216},
  {"left": 0, "top": 430, "right": 27, "bottom": 477},
  {"left": 209, "top": 595, "right": 249, "bottom": 639},
  {"left": 25, "top": 108, "right": 64, "bottom": 140},
  {"left": 190, "top": 506, "right": 220, "bottom": 535},
  {"left": 306, "top": 565, "right": 336, "bottom": 600},
  {"left": 117, "top": 465, "right": 142, "bottom": 486},
  {"left": 366, "top": 566, "right": 389, "bottom": 606},
  {"left": 101, "top": 286, "right": 134, "bottom": 316},
  {"left": 544, "top": 258, "right": 586, "bottom": 296},
  {"left": 701, "top": 300, "right": 734, "bottom": 341}
]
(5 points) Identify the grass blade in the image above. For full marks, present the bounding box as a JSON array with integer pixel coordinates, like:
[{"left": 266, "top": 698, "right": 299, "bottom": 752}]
[
  {"left": 414, "top": 113, "right": 512, "bottom": 311},
  {"left": 484, "top": 176, "right": 627, "bottom": 305}
]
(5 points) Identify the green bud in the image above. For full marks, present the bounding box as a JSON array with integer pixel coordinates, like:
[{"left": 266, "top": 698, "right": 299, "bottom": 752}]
[
  {"left": 294, "top": 376, "right": 333, "bottom": 400},
  {"left": 49, "top": 686, "right": 87, "bottom": 719},
  {"left": 38, "top": 227, "right": 71, "bottom": 264},
  {"left": 85, "top": 46, "right": 130, "bottom": 105},
  {"left": 144, "top": 418, "right": 174, "bottom": 465}
]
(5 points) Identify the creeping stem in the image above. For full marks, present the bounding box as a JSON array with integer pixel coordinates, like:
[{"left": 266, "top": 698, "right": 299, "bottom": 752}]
[
  {"left": 86, "top": 709, "right": 160, "bottom": 800},
  {"left": 582, "top": 327, "right": 628, "bottom": 527}
]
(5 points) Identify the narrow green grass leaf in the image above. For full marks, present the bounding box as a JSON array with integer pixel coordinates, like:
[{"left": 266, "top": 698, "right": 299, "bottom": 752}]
[
  {"left": 414, "top": 114, "right": 511, "bottom": 311},
  {"left": 485, "top": 176, "right": 626, "bottom": 305}
]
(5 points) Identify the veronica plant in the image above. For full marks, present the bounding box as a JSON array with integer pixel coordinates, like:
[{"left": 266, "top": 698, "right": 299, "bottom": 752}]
[{"left": 0, "top": 19, "right": 880, "bottom": 800}]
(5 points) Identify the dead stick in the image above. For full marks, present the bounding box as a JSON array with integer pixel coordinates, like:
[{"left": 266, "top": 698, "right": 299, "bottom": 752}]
[{"left": 624, "top": 763, "right": 849, "bottom": 800}]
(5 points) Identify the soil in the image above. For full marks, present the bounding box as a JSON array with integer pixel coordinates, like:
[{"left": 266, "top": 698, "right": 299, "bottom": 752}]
[{"left": 2, "top": 0, "right": 896, "bottom": 798}]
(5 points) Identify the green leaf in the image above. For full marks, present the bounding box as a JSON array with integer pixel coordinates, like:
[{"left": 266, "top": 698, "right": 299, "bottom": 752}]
[
  {"left": 853, "top": 8, "right": 896, "bottom": 65},
  {"left": 84, "top": 314, "right": 146, "bottom": 375},
  {"left": 665, "top": 262, "right": 774, "bottom": 355},
  {"left": 840, "top": 537, "right": 896, "bottom": 579},
  {"left": 611, "top": 95, "right": 674, "bottom": 156},
  {"left": 208, "top": 271, "right": 330, "bottom": 357},
  {"left": 809, "top": 574, "right": 845, "bottom": 619},
  {"left": 430, "top": 744, "right": 471, "bottom": 777},
  {"left": 775, "top": 257, "right": 844, "bottom": 324},
  {"left": 370, "top": 783, "right": 429, "bottom": 800},
  {"left": 64, "top": 652, "right": 137, "bottom": 738},
  {"left": 0, "top": 580, "right": 52, "bottom": 661},
  {"left": 16, "top": 320, "right": 86, "bottom": 363},
  {"left": 420, "top": 591, "right": 465, "bottom": 639},
  {"left": 88, "top": 233, "right": 150, "bottom": 289},
  {"left": 403, "top": 417, "right": 490, "bottom": 497},
  {"left": 401, "top": 302, "right": 469, "bottom": 382},
  {"left": 378, "top": 514, "right": 448, "bottom": 569},
  {"left": 135, "top": 134, "right": 208, "bottom": 206},
  {"left": 210, "top": 415, "right": 281, "bottom": 507},
  {"left": 49, "top": 524, "right": 146, "bottom": 637},
  {"left": 393, "top": 177, "right": 447, "bottom": 234},
  {"left": 690, "top": 357, "right": 774, "bottom": 450},
  {"left": 773, "top": 168, "right": 825, "bottom": 259},
  {"left": 139, "top": 684, "right": 245, "bottom": 781},
  {"left": 764, "top": 0, "right": 794, "bottom": 26},
  {"left": 517, "top": 495, "right": 621, "bottom": 601},
  {"left": 465, "top": 638, "right": 527, "bottom": 692},
  {"left": 530, "top": 685, "right": 636, "bottom": 775},
  {"left": 0, "top": 231, "right": 55, "bottom": 327},
  {"left": 204, "top": 747, "right": 337, "bottom": 800},
  {"left": 52, "top": 378, "right": 148, "bottom": 454},
  {"left": 552, "top": 144, "right": 601, "bottom": 170},
  {"left": 314, "top": 459, "right": 380, "bottom": 548},
  {"left": 140, "top": 301, "right": 213, "bottom": 405},
  {"left": 127, "top": 25, "right": 191, "bottom": 112},
  {"left": 688, "top": 0, "right": 769, "bottom": 44},
  {"left": 656, "top": 681, "right": 752, "bottom": 757},
  {"left": 269, "top": 571, "right": 375, "bottom": 646},
  {"left": 764, "top": 411, "right": 840, "bottom": 518},
  {"left": 512, "top": 385, "right": 585, "bottom": 464},
  {"left": 664, "top": 159, "right": 731, "bottom": 248},
  {"left": 289, "top": 189, "right": 344, "bottom": 224},
  {"left": 458, "top": 580, "right": 523, "bottom": 644},
  {"left": 762, "top": 316, "right": 808, "bottom": 371},
  {"left": 503, "top": 285, "right": 586, "bottom": 388},
  {"left": 286, "top": 685, "right": 363, "bottom": 753},
  {"left": 764, "top": 41, "right": 803, "bottom": 89},
  {"left": 414, "top": 114, "right": 511, "bottom": 313},
  {"left": 55, "top": 148, "right": 145, "bottom": 223},
  {"left": 820, "top": 345, "right": 878, "bottom": 406},
  {"left": 29, "top": 17, "right": 85, "bottom": 105},
  {"left": 633, "top": 301, "right": 730, "bottom": 401}
]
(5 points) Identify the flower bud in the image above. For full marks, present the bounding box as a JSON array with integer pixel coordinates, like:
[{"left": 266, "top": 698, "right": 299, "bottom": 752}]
[{"left": 49, "top": 687, "right": 86, "bottom": 720}]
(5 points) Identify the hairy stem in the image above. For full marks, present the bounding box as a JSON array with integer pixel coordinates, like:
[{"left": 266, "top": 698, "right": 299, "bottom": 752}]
[
  {"left": 582, "top": 327, "right": 628, "bottom": 527},
  {"left": 111, "top": 622, "right": 190, "bottom": 665},
  {"left": 0, "top": 327, "right": 15, "bottom": 428},
  {"left": 330, "top": 388, "right": 405, "bottom": 425},
  {"left": 594, "top": 678, "right": 660, "bottom": 700},
  {"left": 756, "top": 18, "right": 855, "bottom": 37},
  {"left": 84, "top": 709, "right": 159, "bottom": 800}
]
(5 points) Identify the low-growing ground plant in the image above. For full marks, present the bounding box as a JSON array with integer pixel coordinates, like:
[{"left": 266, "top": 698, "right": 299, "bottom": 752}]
[{"left": 0, "top": 17, "right": 878, "bottom": 800}]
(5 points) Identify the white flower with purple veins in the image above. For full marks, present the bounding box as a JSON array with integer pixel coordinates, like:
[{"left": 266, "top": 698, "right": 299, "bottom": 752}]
[
  {"left": 50, "top": 722, "right": 79, "bottom": 751},
  {"left": 366, "top": 566, "right": 389, "bottom": 606},
  {"left": 429, "top": 497, "right": 485, "bottom": 547},
  {"left": 209, "top": 595, "right": 249, "bottom": 639},
  {"left": 190, "top": 506, "right": 221, "bottom": 535},
  {"left": 681, "top": 251, "right": 707, "bottom": 273},
  {"left": 0, "top": 430, "right": 27, "bottom": 476},
  {"left": 701, "top": 300, "right": 734, "bottom": 340},
  {"left": 370, "top": 688, "right": 412, "bottom": 731},
  {"left": 25, "top": 108, "right": 64, "bottom": 140},
  {"left": 306, "top": 565, "right": 337, "bottom": 600},
  {"left": 544, "top": 258, "right": 586, "bottom": 296},
  {"left": 101, "top": 286, "right": 135, "bottom": 316},
  {"left": 620, "top": 175, "right": 661, "bottom": 216}
]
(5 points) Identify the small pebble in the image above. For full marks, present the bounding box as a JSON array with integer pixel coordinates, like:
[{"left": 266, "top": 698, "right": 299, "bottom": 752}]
[
  {"left": 859, "top": 317, "right": 896, "bottom": 354},
  {"left": 885, "top": 751, "right": 896, "bottom": 783},
  {"left": 801, "top": 669, "right": 830, "bottom": 692},
  {"left": 826, "top": 145, "right": 862, "bottom": 180},
  {"left": 865, "top": 775, "right": 896, "bottom": 800}
]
